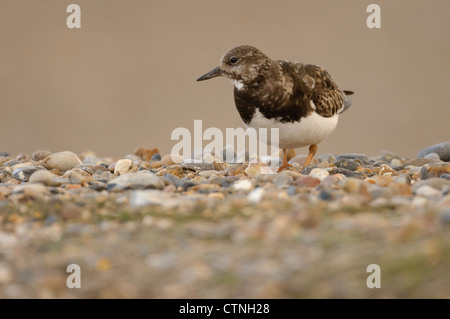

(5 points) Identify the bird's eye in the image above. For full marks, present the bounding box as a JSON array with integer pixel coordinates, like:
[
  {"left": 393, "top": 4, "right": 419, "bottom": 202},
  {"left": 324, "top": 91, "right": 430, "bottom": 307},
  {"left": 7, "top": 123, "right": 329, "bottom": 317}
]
[{"left": 229, "top": 57, "right": 238, "bottom": 64}]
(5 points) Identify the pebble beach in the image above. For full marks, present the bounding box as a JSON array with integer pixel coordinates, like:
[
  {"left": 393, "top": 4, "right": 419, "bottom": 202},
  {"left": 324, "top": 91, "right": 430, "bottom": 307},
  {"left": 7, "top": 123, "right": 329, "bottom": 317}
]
[{"left": 1, "top": 142, "right": 450, "bottom": 298}]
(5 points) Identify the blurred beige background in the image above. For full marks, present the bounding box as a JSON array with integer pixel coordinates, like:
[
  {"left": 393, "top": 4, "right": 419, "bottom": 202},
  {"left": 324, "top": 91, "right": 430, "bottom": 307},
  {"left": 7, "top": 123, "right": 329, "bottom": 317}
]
[{"left": 0, "top": 0, "right": 449, "bottom": 159}]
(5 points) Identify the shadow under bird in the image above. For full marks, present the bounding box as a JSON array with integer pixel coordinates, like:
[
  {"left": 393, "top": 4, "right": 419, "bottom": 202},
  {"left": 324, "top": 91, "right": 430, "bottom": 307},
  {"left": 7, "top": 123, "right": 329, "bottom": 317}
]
[{"left": 197, "top": 45, "right": 353, "bottom": 171}]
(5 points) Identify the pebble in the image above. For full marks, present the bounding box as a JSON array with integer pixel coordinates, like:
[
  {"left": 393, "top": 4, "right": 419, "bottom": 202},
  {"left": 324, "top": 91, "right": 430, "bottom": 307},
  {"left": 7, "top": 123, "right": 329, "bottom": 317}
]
[
  {"left": 412, "top": 178, "right": 449, "bottom": 192},
  {"left": 43, "top": 151, "right": 82, "bottom": 172},
  {"left": 0, "top": 152, "right": 10, "bottom": 157},
  {"left": 316, "top": 153, "right": 336, "bottom": 163},
  {"left": 333, "top": 168, "right": 363, "bottom": 178},
  {"left": 247, "top": 187, "right": 265, "bottom": 203},
  {"left": 377, "top": 150, "right": 401, "bottom": 162},
  {"left": 423, "top": 153, "right": 441, "bottom": 162},
  {"left": 162, "top": 154, "right": 183, "bottom": 166},
  {"left": 151, "top": 153, "right": 161, "bottom": 161},
  {"left": 12, "top": 184, "right": 48, "bottom": 199},
  {"left": 181, "top": 160, "right": 216, "bottom": 172},
  {"left": 420, "top": 163, "right": 450, "bottom": 179},
  {"left": 4, "top": 159, "right": 20, "bottom": 167},
  {"left": 295, "top": 176, "right": 320, "bottom": 188},
  {"left": 417, "top": 142, "right": 450, "bottom": 162},
  {"left": 440, "top": 173, "right": 450, "bottom": 181},
  {"left": 12, "top": 166, "right": 46, "bottom": 182},
  {"left": 334, "top": 158, "right": 360, "bottom": 171},
  {"left": 244, "top": 164, "right": 275, "bottom": 177},
  {"left": 273, "top": 172, "right": 294, "bottom": 188},
  {"left": 134, "top": 146, "right": 160, "bottom": 162},
  {"left": 114, "top": 159, "right": 137, "bottom": 175},
  {"left": 29, "top": 170, "right": 54, "bottom": 186},
  {"left": 403, "top": 157, "right": 431, "bottom": 167},
  {"left": 309, "top": 168, "right": 329, "bottom": 181},
  {"left": 233, "top": 179, "right": 254, "bottom": 191},
  {"left": 335, "top": 153, "right": 370, "bottom": 165},
  {"left": 415, "top": 185, "right": 442, "bottom": 199},
  {"left": 107, "top": 172, "right": 165, "bottom": 191}
]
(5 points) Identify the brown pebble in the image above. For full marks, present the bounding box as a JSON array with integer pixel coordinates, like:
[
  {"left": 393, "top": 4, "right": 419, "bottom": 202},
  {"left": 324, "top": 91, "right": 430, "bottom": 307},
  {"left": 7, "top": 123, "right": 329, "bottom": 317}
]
[
  {"left": 295, "top": 176, "right": 320, "bottom": 188},
  {"left": 135, "top": 146, "right": 160, "bottom": 162},
  {"left": 108, "top": 162, "right": 116, "bottom": 172},
  {"left": 31, "top": 150, "right": 52, "bottom": 162},
  {"left": 374, "top": 175, "right": 393, "bottom": 187},
  {"left": 61, "top": 204, "right": 82, "bottom": 220},
  {"left": 388, "top": 182, "right": 412, "bottom": 196},
  {"left": 161, "top": 154, "right": 183, "bottom": 166}
]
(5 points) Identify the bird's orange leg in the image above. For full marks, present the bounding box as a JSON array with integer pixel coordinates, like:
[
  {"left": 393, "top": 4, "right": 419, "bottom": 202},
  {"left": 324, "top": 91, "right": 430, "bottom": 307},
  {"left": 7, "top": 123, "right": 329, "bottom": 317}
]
[
  {"left": 277, "top": 149, "right": 294, "bottom": 172},
  {"left": 301, "top": 144, "right": 318, "bottom": 171}
]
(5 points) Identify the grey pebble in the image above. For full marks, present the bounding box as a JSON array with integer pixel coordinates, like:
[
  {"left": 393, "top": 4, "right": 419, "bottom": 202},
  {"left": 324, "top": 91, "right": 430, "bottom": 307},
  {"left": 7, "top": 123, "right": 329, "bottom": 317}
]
[
  {"left": 181, "top": 160, "right": 215, "bottom": 171},
  {"left": 151, "top": 153, "right": 161, "bottom": 161},
  {"left": 440, "top": 209, "right": 450, "bottom": 225},
  {"left": 334, "top": 158, "right": 360, "bottom": 171},
  {"left": 417, "top": 142, "right": 450, "bottom": 162},
  {"left": 273, "top": 172, "right": 294, "bottom": 189},
  {"left": 439, "top": 173, "right": 450, "bottom": 181},
  {"left": 333, "top": 168, "right": 363, "bottom": 178},
  {"left": 4, "top": 159, "right": 21, "bottom": 167},
  {"left": 335, "top": 153, "right": 371, "bottom": 165},
  {"left": 163, "top": 173, "right": 196, "bottom": 190},
  {"left": 316, "top": 153, "right": 336, "bottom": 163},
  {"left": 318, "top": 190, "right": 333, "bottom": 201},
  {"left": 287, "top": 185, "right": 297, "bottom": 196},
  {"left": 12, "top": 166, "right": 46, "bottom": 182},
  {"left": 0, "top": 152, "right": 10, "bottom": 157},
  {"left": 377, "top": 150, "right": 402, "bottom": 162}
]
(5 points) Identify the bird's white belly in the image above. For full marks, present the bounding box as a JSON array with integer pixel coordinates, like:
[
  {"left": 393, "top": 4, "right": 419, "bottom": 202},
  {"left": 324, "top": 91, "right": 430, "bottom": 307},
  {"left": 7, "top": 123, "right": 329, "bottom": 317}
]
[{"left": 247, "top": 109, "right": 339, "bottom": 149}]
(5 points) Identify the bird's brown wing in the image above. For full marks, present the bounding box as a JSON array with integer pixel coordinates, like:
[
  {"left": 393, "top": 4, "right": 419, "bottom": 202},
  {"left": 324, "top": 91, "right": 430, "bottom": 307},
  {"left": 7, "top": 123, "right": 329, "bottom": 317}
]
[{"left": 302, "top": 64, "right": 350, "bottom": 117}]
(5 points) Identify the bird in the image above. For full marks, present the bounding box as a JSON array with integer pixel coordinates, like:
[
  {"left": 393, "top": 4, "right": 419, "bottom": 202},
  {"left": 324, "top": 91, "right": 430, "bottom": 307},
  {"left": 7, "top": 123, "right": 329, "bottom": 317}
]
[{"left": 197, "top": 45, "right": 353, "bottom": 172}]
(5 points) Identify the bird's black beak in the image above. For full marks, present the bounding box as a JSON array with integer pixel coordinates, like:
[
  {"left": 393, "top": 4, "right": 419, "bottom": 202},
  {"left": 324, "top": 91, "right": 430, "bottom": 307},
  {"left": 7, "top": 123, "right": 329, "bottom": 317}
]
[{"left": 197, "top": 66, "right": 223, "bottom": 81}]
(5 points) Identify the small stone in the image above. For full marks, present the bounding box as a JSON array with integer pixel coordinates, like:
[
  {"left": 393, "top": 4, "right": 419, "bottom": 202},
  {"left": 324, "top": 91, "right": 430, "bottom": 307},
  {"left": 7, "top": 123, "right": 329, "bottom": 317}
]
[
  {"left": 373, "top": 175, "right": 393, "bottom": 187},
  {"left": 12, "top": 166, "right": 46, "bottom": 182},
  {"left": 412, "top": 178, "right": 449, "bottom": 192},
  {"left": 388, "top": 182, "right": 412, "bottom": 197},
  {"left": 181, "top": 160, "right": 215, "bottom": 172},
  {"left": 391, "top": 159, "right": 403, "bottom": 166},
  {"left": 321, "top": 175, "right": 340, "bottom": 188},
  {"left": 440, "top": 173, "right": 450, "bottom": 181},
  {"left": 273, "top": 172, "right": 294, "bottom": 188},
  {"left": 107, "top": 171, "right": 165, "bottom": 191},
  {"left": 135, "top": 146, "right": 160, "bottom": 162},
  {"left": 287, "top": 185, "right": 297, "bottom": 196},
  {"left": 394, "top": 173, "right": 412, "bottom": 185},
  {"left": 420, "top": 163, "right": 450, "bottom": 179},
  {"left": 295, "top": 176, "right": 320, "bottom": 188},
  {"left": 4, "top": 159, "right": 20, "bottom": 167},
  {"left": 415, "top": 185, "right": 442, "bottom": 199},
  {"left": 161, "top": 154, "right": 183, "bottom": 166},
  {"left": 43, "top": 151, "right": 82, "bottom": 172},
  {"left": 342, "top": 177, "right": 362, "bottom": 193},
  {"left": 423, "top": 153, "right": 441, "bottom": 162},
  {"left": 333, "top": 168, "right": 363, "bottom": 178},
  {"left": 403, "top": 157, "right": 431, "bottom": 167},
  {"left": 29, "top": 170, "right": 54, "bottom": 186},
  {"left": 244, "top": 163, "right": 274, "bottom": 177},
  {"left": 0, "top": 152, "right": 10, "bottom": 157},
  {"left": 318, "top": 190, "right": 333, "bottom": 201},
  {"left": 233, "top": 179, "right": 254, "bottom": 191},
  {"left": 377, "top": 150, "right": 402, "bottom": 162},
  {"left": 334, "top": 158, "right": 360, "bottom": 171},
  {"left": 417, "top": 142, "right": 450, "bottom": 162},
  {"left": 12, "top": 184, "right": 48, "bottom": 199},
  {"left": 440, "top": 209, "right": 450, "bottom": 224},
  {"left": 114, "top": 159, "right": 137, "bottom": 175},
  {"left": 150, "top": 153, "right": 161, "bottom": 161},
  {"left": 379, "top": 164, "right": 396, "bottom": 176},
  {"left": 309, "top": 168, "right": 329, "bottom": 181},
  {"left": 335, "top": 153, "right": 370, "bottom": 165},
  {"left": 247, "top": 187, "right": 265, "bottom": 203}
]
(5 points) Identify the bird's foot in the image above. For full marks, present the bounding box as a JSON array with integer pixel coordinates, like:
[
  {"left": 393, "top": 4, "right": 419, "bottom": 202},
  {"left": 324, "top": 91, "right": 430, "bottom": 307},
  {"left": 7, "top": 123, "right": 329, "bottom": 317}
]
[{"left": 277, "top": 162, "right": 294, "bottom": 172}]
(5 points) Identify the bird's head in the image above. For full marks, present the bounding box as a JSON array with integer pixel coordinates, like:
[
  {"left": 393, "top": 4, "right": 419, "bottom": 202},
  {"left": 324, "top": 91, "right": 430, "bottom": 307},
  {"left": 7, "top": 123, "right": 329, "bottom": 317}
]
[{"left": 197, "top": 45, "right": 274, "bottom": 89}]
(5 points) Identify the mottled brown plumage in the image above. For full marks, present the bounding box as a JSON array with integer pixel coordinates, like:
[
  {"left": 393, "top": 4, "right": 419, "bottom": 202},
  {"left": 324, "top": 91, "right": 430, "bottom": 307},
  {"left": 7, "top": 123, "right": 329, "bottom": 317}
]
[{"left": 197, "top": 45, "right": 353, "bottom": 171}]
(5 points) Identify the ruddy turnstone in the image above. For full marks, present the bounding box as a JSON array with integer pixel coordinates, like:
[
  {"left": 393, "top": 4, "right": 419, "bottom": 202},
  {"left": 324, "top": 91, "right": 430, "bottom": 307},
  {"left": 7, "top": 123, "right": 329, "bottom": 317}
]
[{"left": 197, "top": 45, "right": 353, "bottom": 171}]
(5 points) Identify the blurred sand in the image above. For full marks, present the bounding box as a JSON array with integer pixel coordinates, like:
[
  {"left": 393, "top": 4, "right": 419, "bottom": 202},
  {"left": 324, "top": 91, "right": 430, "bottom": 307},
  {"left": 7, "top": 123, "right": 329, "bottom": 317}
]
[{"left": 0, "top": 0, "right": 449, "bottom": 158}]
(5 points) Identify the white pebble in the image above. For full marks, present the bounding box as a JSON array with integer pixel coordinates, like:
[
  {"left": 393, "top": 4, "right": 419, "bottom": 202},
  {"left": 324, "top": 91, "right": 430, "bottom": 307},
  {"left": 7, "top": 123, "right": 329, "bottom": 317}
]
[
  {"left": 233, "top": 179, "right": 254, "bottom": 191},
  {"left": 309, "top": 168, "right": 329, "bottom": 181},
  {"left": 114, "top": 159, "right": 137, "bottom": 175},
  {"left": 29, "top": 170, "right": 53, "bottom": 186},
  {"left": 247, "top": 187, "right": 265, "bottom": 203}
]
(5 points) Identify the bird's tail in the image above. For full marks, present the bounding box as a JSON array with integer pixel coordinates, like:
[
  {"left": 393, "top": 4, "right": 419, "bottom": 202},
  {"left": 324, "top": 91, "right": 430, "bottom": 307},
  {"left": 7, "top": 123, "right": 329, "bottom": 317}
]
[{"left": 338, "top": 90, "right": 354, "bottom": 113}]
